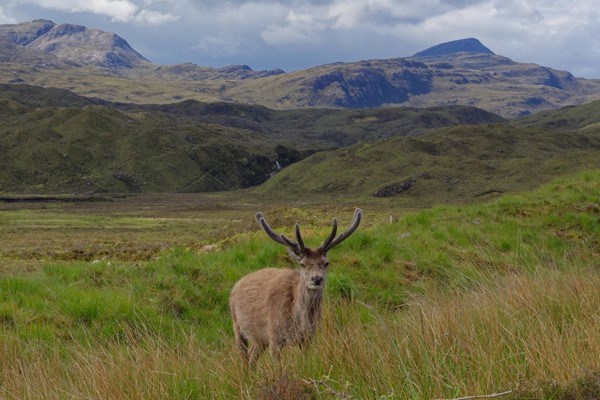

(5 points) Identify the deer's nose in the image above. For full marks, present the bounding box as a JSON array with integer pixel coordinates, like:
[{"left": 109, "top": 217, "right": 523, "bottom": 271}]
[{"left": 312, "top": 276, "right": 324, "bottom": 286}]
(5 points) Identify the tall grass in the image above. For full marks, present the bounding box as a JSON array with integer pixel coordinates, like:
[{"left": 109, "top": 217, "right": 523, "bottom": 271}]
[
  {"left": 1, "top": 269, "right": 598, "bottom": 399},
  {"left": 0, "top": 170, "right": 598, "bottom": 398}
]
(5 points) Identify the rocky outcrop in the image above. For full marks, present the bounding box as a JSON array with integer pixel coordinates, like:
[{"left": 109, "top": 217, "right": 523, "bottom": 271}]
[{"left": 0, "top": 19, "right": 55, "bottom": 46}]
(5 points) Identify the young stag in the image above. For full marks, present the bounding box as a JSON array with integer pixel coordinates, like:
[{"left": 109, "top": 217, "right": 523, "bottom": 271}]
[{"left": 229, "top": 209, "right": 362, "bottom": 365}]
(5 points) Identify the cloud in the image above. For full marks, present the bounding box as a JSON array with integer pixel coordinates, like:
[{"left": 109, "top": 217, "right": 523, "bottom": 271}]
[
  {"left": 0, "top": 6, "right": 17, "bottom": 23},
  {"left": 19, "top": 0, "right": 178, "bottom": 24},
  {"left": 262, "top": 8, "right": 329, "bottom": 45},
  {"left": 133, "top": 8, "right": 178, "bottom": 24}
]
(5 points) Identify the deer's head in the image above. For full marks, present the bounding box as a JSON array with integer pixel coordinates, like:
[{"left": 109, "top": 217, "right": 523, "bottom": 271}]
[{"left": 255, "top": 209, "right": 362, "bottom": 290}]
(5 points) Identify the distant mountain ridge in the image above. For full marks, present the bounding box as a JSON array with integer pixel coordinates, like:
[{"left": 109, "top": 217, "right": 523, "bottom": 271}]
[
  {"left": 1, "top": 20, "right": 600, "bottom": 117},
  {"left": 0, "top": 19, "right": 283, "bottom": 77}
]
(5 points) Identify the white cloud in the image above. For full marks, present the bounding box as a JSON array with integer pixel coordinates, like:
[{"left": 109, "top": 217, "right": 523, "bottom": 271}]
[
  {"left": 262, "top": 9, "right": 329, "bottom": 45},
  {"left": 0, "top": 6, "right": 17, "bottom": 23},
  {"left": 21, "top": 0, "right": 177, "bottom": 24},
  {"left": 181, "top": 2, "right": 286, "bottom": 60},
  {"left": 133, "top": 9, "right": 178, "bottom": 24}
]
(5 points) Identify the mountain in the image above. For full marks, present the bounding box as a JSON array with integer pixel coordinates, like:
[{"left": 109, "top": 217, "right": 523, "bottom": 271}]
[
  {"left": 413, "top": 38, "right": 494, "bottom": 58},
  {"left": 225, "top": 52, "right": 600, "bottom": 117},
  {"left": 1, "top": 20, "right": 600, "bottom": 117},
  {"left": 224, "top": 37, "right": 597, "bottom": 117},
  {"left": 0, "top": 19, "right": 283, "bottom": 78},
  {"left": 0, "top": 19, "right": 147, "bottom": 68}
]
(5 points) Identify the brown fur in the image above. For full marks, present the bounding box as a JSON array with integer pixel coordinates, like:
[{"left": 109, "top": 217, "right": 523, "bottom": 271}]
[
  {"left": 229, "top": 256, "right": 325, "bottom": 364},
  {"left": 229, "top": 210, "right": 362, "bottom": 365}
]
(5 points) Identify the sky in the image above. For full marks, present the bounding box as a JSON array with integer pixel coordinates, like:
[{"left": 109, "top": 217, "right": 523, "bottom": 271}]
[{"left": 1, "top": 0, "right": 600, "bottom": 78}]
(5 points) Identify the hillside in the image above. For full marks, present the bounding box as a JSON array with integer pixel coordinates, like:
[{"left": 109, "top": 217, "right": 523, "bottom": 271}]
[
  {"left": 1, "top": 20, "right": 600, "bottom": 117},
  {"left": 133, "top": 99, "right": 504, "bottom": 147},
  {"left": 255, "top": 120, "right": 600, "bottom": 205},
  {"left": 512, "top": 98, "right": 600, "bottom": 132},
  {"left": 0, "top": 102, "right": 278, "bottom": 193},
  {"left": 1, "top": 82, "right": 599, "bottom": 198},
  {"left": 0, "top": 84, "right": 503, "bottom": 194}
]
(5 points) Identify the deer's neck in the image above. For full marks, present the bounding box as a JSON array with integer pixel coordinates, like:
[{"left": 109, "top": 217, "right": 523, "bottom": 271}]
[{"left": 293, "top": 280, "right": 323, "bottom": 331}]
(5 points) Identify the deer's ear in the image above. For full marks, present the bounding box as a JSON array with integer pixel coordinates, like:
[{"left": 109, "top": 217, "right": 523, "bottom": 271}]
[{"left": 286, "top": 247, "right": 303, "bottom": 264}]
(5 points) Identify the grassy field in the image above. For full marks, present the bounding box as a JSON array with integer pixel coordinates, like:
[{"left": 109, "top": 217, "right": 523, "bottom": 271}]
[{"left": 0, "top": 170, "right": 598, "bottom": 399}]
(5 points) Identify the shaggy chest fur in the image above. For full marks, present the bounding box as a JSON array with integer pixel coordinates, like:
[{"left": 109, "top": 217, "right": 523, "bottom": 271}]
[{"left": 230, "top": 268, "right": 322, "bottom": 347}]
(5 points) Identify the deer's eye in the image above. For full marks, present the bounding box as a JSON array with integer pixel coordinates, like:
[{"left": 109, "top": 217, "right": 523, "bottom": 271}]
[
  {"left": 300, "top": 261, "right": 306, "bottom": 268},
  {"left": 324, "top": 261, "right": 330, "bottom": 268}
]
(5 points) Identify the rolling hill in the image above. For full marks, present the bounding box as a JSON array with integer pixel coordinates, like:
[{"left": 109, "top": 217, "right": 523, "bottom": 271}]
[
  {"left": 0, "top": 84, "right": 504, "bottom": 194},
  {"left": 1, "top": 82, "right": 598, "bottom": 200},
  {"left": 254, "top": 112, "right": 600, "bottom": 205}
]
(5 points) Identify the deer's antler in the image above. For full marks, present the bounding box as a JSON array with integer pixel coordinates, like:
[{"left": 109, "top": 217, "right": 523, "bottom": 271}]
[
  {"left": 256, "top": 212, "right": 306, "bottom": 255},
  {"left": 319, "top": 208, "right": 362, "bottom": 253}
]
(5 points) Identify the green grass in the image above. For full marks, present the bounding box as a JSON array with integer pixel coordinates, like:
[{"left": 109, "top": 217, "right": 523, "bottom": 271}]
[
  {"left": 257, "top": 123, "right": 600, "bottom": 205},
  {"left": 0, "top": 169, "right": 598, "bottom": 398}
]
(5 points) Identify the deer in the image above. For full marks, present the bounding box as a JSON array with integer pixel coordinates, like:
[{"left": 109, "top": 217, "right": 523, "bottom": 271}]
[{"left": 229, "top": 208, "right": 362, "bottom": 366}]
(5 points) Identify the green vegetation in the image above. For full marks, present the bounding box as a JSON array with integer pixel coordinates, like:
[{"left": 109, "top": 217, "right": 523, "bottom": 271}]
[
  {"left": 0, "top": 83, "right": 503, "bottom": 194},
  {"left": 513, "top": 98, "right": 600, "bottom": 132},
  {"left": 257, "top": 123, "right": 600, "bottom": 205},
  {"left": 3, "top": 83, "right": 600, "bottom": 200},
  {"left": 0, "top": 170, "right": 598, "bottom": 398}
]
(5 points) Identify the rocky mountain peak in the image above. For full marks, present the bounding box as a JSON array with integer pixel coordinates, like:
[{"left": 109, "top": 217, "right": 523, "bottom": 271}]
[
  {"left": 0, "top": 20, "right": 148, "bottom": 69},
  {"left": 413, "top": 38, "right": 495, "bottom": 58}
]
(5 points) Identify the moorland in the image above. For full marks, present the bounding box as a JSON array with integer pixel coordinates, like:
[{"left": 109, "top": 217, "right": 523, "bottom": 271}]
[{"left": 0, "top": 170, "right": 598, "bottom": 399}]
